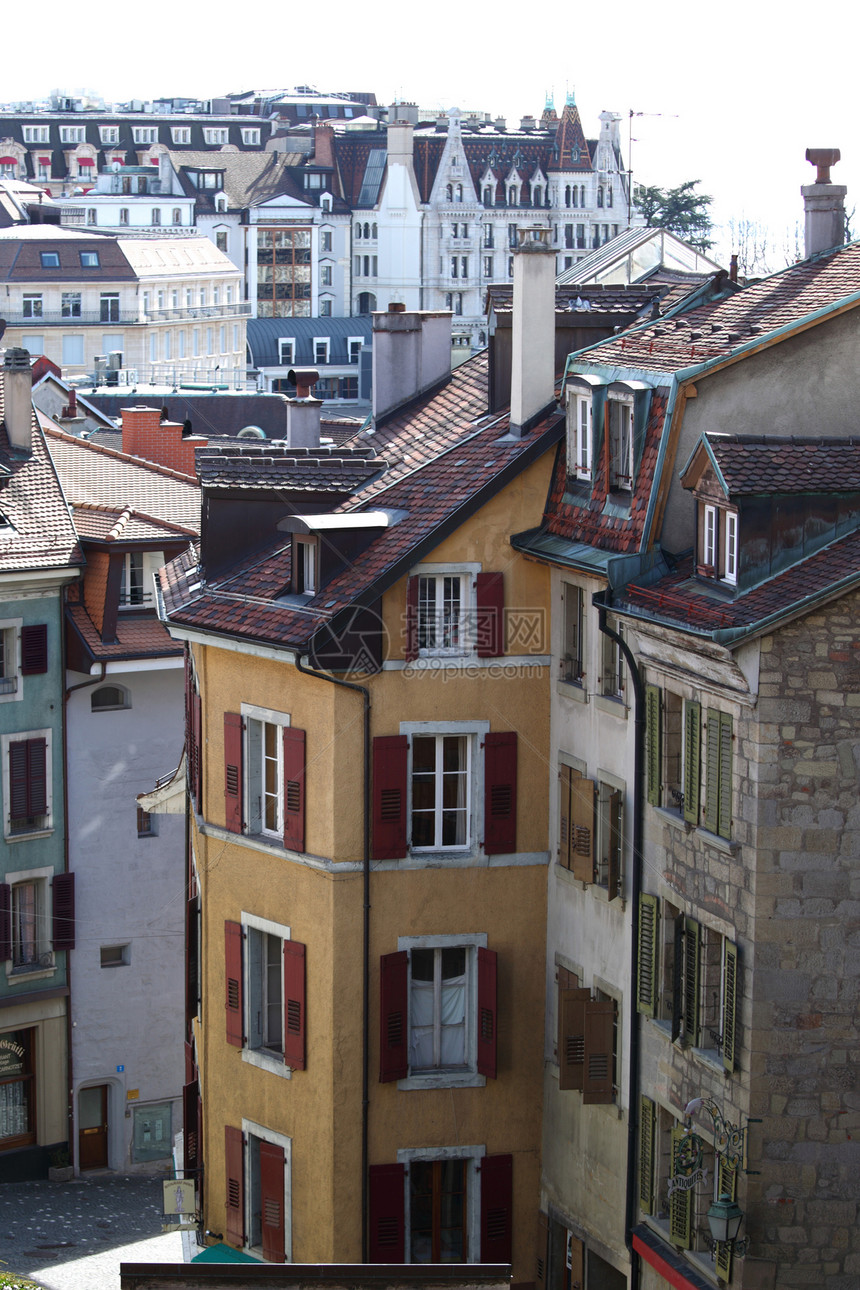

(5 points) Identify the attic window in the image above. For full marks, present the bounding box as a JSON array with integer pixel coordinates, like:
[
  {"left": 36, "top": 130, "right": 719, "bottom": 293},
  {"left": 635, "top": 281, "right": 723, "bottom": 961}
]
[
  {"left": 40, "top": 252, "right": 60, "bottom": 268},
  {"left": 699, "top": 504, "right": 738, "bottom": 585},
  {"left": 80, "top": 251, "right": 100, "bottom": 268},
  {"left": 607, "top": 396, "right": 633, "bottom": 492},
  {"left": 292, "top": 536, "right": 317, "bottom": 595}
]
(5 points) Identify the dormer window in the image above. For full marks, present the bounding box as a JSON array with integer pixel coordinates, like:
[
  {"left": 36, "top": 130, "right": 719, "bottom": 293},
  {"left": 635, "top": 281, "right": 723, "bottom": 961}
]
[
  {"left": 567, "top": 392, "right": 593, "bottom": 481},
  {"left": 293, "top": 537, "right": 317, "bottom": 595},
  {"left": 607, "top": 396, "right": 633, "bottom": 492},
  {"left": 699, "top": 505, "right": 738, "bottom": 585}
]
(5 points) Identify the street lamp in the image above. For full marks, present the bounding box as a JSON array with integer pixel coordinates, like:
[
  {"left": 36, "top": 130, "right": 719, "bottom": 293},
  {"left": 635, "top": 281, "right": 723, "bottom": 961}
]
[{"left": 706, "top": 1193, "right": 744, "bottom": 1245}]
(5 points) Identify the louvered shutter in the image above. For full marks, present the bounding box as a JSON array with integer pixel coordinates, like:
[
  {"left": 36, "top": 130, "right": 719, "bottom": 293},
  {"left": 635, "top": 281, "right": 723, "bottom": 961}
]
[
  {"left": 369, "top": 1163, "right": 405, "bottom": 1261},
  {"left": 283, "top": 939, "right": 306, "bottom": 1070},
  {"left": 536, "top": 1211, "right": 549, "bottom": 1290},
  {"left": 714, "top": 1154, "right": 737, "bottom": 1280},
  {"left": 379, "top": 950, "right": 408, "bottom": 1081},
  {"left": 637, "top": 894, "right": 658, "bottom": 1017},
  {"left": 671, "top": 915, "right": 683, "bottom": 1042},
  {"left": 606, "top": 787, "right": 622, "bottom": 902},
  {"left": 282, "top": 726, "right": 306, "bottom": 852},
  {"left": 10, "top": 737, "right": 46, "bottom": 821},
  {"left": 703, "top": 708, "right": 721, "bottom": 834},
  {"left": 483, "top": 731, "right": 517, "bottom": 855},
  {"left": 192, "top": 691, "right": 202, "bottom": 809},
  {"left": 372, "top": 736, "right": 408, "bottom": 860},
  {"left": 570, "top": 773, "right": 595, "bottom": 882},
  {"left": 682, "top": 917, "right": 700, "bottom": 1046},
  {"left": 718, "top": 711, "right": 733, "bottom": 839},
  {"left": 480, "top": 1153, "right": 513, "bottom": 1263},
  {"left": 559, "top": 764, "right": 572, "bottom": 869},
  {"left": 405, "top": 576, "right": 419, "bottom": 662},
  {"left": 8, "top": 740, "right": 28, "bottom": 822},
  {"left": 646, "top": 684, "right": 661, "bottom": 805},
  {"left": 186, "top": 896, "right": 199, "bottom": 1023},
  {"left": 476, "top": 571, "right": 504, "bottom": 658},
  {"left": 260, "top": 1140, "right": 286, "bottom": 1262},
  {"left": 558, "top": 987, "right": 590, "bottom": 1090},
  {"left": 683, "top": 701, "right": 700, "bottom": 825},
  {"left": 225, "top": 920, "right": 243, "bottom": 1048},
  {"left": 639, "top": 1095, "right": 656, "bottom": 1215},
  {"left": 224, "top": 1125, "right": 245, "bottom": 1246},
  {"left": 52, "top": 872, "right": 75, "bottom": 950},
  {"left": 583, "top": 998, "right": 615, "bottom": 1104},
  {"left": 669, "top": 1126, "right": 692, "bottom": 1249},
  {"left": 183, "top": 1078, "right": 200, "bottom": 1174},
  {"left": 0, "top": 884, "right": 10, "bottom": 961},
  {"left": 477, "top": 946, "right": 497, "bottom": 1079},
  {"left": 185, "top": 1039, "right": 196, "bottom": 1086},
  {"left": 20, "top": 624, "right": 47, "bottom": 675},
  {"left": 722, "top": 939, "right": 739, "bottom": 1073},
  {"left": 223, "top": 713, "right": 243, "bottom": 833}
]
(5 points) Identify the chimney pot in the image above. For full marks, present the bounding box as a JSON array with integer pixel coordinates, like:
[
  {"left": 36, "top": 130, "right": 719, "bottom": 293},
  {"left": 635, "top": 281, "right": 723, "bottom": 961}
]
[
  {"left": 801, "top": 147, "right": 846, "bottom": 258},
  {"left": 287, "top": 368, "right": 320, "bottom": 400},
  {"left": 3, "top": 347, "right": 33, "bottom": 453},
  {"left": 806, "top": 147, "right": 841, "bottom": 184},
  {"left": 388, "top": 301, "right": 406, "bottom": 313}
]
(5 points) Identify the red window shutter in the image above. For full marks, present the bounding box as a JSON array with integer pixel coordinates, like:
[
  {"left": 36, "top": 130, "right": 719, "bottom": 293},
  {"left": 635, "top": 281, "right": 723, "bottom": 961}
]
[
  {"left": 20, "top": 624, "right": 48, "bottom": 675},
  {"left": 224, "top": 1125, "right": 245, "bottom": 1246},
  {"left": 225, "top": 920, "right": 243, "bottom": 1047},
  {"left": 0, "top": 884, "right": 10, "bottom": 961},
  {"left": 477, "top": 946, "right": 498, "bottom": 1079},
  {"left": 282, "top": 726, "right": 306, "bottom": 852},
  {"left": 476, "top": 572, "right": 504, "bottom": 657},
  {"left": 483, "top": 731, "right": 517, "bottom": 855},
  {"left": 183, "top": 1079, "right": 200, "bottom": 1173},
  {"left": 184, "top": 655, "right": 193, "bottom": 757},
  {"left": 186, "top": 896, "right": 199, "bottom": 1023},
  {"left": 372, "top": 735, "right": 408, "bottom": 860},
  {"left": 558, "top": 987, "right": 590, "bottom": 1091},
  {"left": 10, "top": 737, "right": 47, "bottom": 821},
  {"left": 283, "top": 939, "right": 306, "bottom": 1070},
  {"left": 379, "top": 950, "right": 408, "bottom": 1082},
  {"left": 480, "top": 1153, "right": 513, "bottom": 1263},
  {"left": 583, "top": 998, "right": 615, "bottom": 1104},
  {"left": 52, "top": 872, "right": 75, "bottom": 950},
  {"left": 192, "top": 692, "right": 202, "bottom": 809},
  {"left": 184, "top": 1039, "right": 196, "bottom": 1086},
  {"left": 368, "top": 1162, "right": 405, "bottom": 1261},
  {"left": 260, "top": 1140, "right": 286, "bottom": 1262},
  {"left": 223, "top": 713, "right": 243, "bottom": 833},
  {"left": 405, "top": 576, "right": 419, "bottom": 661}
]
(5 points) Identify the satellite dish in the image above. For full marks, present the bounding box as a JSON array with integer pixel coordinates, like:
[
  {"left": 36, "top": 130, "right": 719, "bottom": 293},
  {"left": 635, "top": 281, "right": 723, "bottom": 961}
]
[{"left": 111, "top": 161, "right": 121, "bottom": 173}]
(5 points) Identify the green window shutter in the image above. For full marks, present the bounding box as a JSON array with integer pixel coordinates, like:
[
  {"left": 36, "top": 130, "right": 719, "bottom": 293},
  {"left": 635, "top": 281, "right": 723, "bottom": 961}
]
[
  {"left": 703, "top": 708, "right": 721, "bottom": 833},
  {"left": 639, "top": 1095, "right": 656, "bottom": 1214},
  {"left": 669, "top": 1126, "right": 692, "bottom": 1249},
  {"left": 722, "top": 939, "right": 739, "bottom": 1072},
  {"left": 714, "top": 1155, "right": 737, "bottom": 1279},
  {"left": 683, "top": 701, "right": 700, "bottom": 824},
  {"left": 637, "top": 895, "right": 659, "bottom": 1017},
  {"left": 683, "top": 917, "right": 700, "bottom": 1046},
  {"left": 718, "top": 711, "right": 733, "bottom": 839},
  {"left": 646, "top": 684, "right": 662, "bottom": 806},
  {"left": 671, "top": 916, "right": 683, "bottom": 1042}
]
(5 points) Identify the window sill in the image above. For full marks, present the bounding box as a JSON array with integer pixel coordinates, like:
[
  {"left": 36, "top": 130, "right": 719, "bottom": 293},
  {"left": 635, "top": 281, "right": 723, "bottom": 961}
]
[
  {"left": 652, "top": 806, "right": 693, "bottom": 833},
  {"left": 557, "top": 679, "right": 588, "bottom": 703},
  {"left": 398, "top": 1070, "right": 486, "bottom": 1092},
  {"left": 7, "top": 964, "right": 56, "bottom": 985},
  {"left": 5, "top": 828, "right": 53, "bottom": 843},
  {"left": 694, "top": 828, "right": 739, "bottom": 856},
  {"left": 241, "top": 1048, "right": 292, "bottom": 1080},
  {"left": 593, "top": 693, "right": 628, "bottom": 719},
  {"left": 691, "top": 1046, "right": 727, "bottom": 1076}
]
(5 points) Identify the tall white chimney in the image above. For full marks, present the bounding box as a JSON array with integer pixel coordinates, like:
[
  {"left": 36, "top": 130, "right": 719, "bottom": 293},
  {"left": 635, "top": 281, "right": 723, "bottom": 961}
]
[
  {"left": 3, "top": 348, "right": 33, "bottom": 454},
  {"left": 285, "top": 369, "right": 322, "bottom": 448},
  {"left": 372, "top": 306, "right": 452, "bottom": 422},
  {"left": 510, "top": 228, "right": 556, "bottom": 436},
  {"left": 802, "top": 148, "right": 846, "bottom": 258}
]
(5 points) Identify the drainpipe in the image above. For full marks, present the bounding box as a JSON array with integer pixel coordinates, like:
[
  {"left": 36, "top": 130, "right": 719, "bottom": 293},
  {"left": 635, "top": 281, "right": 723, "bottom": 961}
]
[
  {"left": 594, "top": 592, "right": 643, "bottom": 1290},
  {"left": 294, "top": 654, "right": 371, "bottom": 1260}
]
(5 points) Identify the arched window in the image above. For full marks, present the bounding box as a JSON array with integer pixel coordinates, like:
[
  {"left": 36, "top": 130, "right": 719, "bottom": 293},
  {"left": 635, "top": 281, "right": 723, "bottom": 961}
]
[
  {"left": 91, "top": 684, "right": 131, "bottom": 712},
  {"left": 607, "top": 188, "right": 613, "bottom": 208},
  {"left": 364, "top": 222, "right": 371, "bottom": 239},
  {"left": 456, "top": 184, "right": 463, "bottom": 202},
  {"left": 580, "top": 185, "right": 585, "bottom": 206},
  {"left": 357, "top": 291, "right": 377, "bottom": 314},
  {"left": 565, "top": 185, "right": 571, "bottom": 207},
  {"left": 372, "top": 223, "right": 377, "bottom": 238},
  {"left": 172, "top": 208, "right": 182, "bottom": 225},
  {"left": 572, "top": 187, "right": 578, "bottom": 209},
  {"left": 446, "top": 184, "right": 453, "bottom": 201},
  {"left": 597, "top": 187, "right": 604, "bottom": 208}
]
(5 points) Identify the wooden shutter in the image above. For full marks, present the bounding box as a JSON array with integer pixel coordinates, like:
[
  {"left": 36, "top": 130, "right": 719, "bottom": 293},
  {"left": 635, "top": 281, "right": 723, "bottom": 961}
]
[
  {"left": 260, "top": 1140, "right": 286, "bottom": 1262},
  {"left": 283, "top": 939, "right": 306, "bottom": 1070},
  {"left": 646, "top": 684, "right": 661, "bottom": 806},
  {"left": 186, "top": 896, "right": 199, "bottom": 1023},
  {"left": 671, "top": 915, "right": 683, "bottom": 1042},
  {"left": 372, "top": 735, "right": 408, "bottom": 860},
  {"left": 223, "top": 713, "right": 243, "bottom": 833},
  {"left": 683, "top": 701, "right": 700, "bottom": 825},
  {"left": 379, "top": 950, "right": 408, "bottom": 1081},
  {"left": 10, "top": 737, "right": 46, "bottom": 820},
  {"left": 225, "top": 920, "right": 243, "bottom": 1048},
  {"left": 558, "top": 764, "right": 572, "bottom": 869},
  {"left": 714, "top": 1154, "right": 737, "bottom": 1280},
  {"left": 717, "top": 711, "right": 733, "bottom": 839},
  {"left": 192, "top": 691, "right": 202, "bottom": 809},
  {"left": 722, "top": 939, "right": 739, "bottom": 1073},
  {"left": 637, "top": 894, "right": 658, "bottom": 1017},
  {"left": 52, "top": 872, "right": 75, "bottom": 950},
  {"left": 183, "top": 1078, "right": 200, "bottom": 1174},
  {"left": 570, "top": 773, "right": 595, "bottom": 882},
  {"left": 480, "top": 1153, "right": 513, "bottom": 1263},
  {"left": 224, "top": 1125, "right": 245, "bottom": 1246},
  {"left": 477, "top": 946, "right": 498, "bottom": 1079},
  {"left": 483, "top": 731, "right": 517, "bottom": 856},
  {"left": 568, "top": 1231, "right": 584, "bottom": 1290},
  {"left": 404, "top": 576, "right": 419, "bottom": 662},
  {"left": 669, "top": 1126, "right": 692, "bottom": 1249},
  {"left": 368, "top": 1162, "right": 405, "bottom": 1261},
  {"left": 558, "top": 987, "right": 590, "bottom": 1090},
  {"left": 639, "top": 1095, "right": 656, "bottom": 1215},
  {"left": 185, "top": 1039, "right": 196, "bottom": 1086},
  {"left": 606, "top": 787, "right": 623, "bottom": 902},
  {"left": 476, "top": 571, "right": 504, "bottom": 657},
  {"left": 682, "top": 917, "right": 700, "bottom": 1046},
  {"left": 536, "top": 1211, "right": 549, "bottom": 1289},
  {"left": 583, "top": 998, "right": 615, "bottom": 1104},
  {"left": 20, "top": 624, "right": 48, "bottom": 675},
  {"left": 0, "top": 884, "right": 10, "bottom": 961},
  {"left": 703, "top": 708, "right": 721, "bottom": 834},
  {"left": 282, "top": 726, "right": 306, "bottom": 852}
]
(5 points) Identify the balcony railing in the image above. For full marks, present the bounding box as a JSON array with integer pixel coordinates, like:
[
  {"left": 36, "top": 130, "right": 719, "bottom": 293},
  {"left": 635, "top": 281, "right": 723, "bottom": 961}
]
[
  {"left": 4, "top": 302, "right": 250, "bottom": 326},
  {"left": 142, "top": 302, "right": 251, "bottom": 321}
]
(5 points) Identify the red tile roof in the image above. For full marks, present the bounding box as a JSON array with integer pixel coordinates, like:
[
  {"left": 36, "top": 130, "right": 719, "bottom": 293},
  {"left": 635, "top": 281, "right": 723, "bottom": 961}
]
[
  {"left": 702, "top": 434, "right": 860, "bottom": 494},
  {"left": 67, "top": 602, "right": 182, "bottom": 661}
]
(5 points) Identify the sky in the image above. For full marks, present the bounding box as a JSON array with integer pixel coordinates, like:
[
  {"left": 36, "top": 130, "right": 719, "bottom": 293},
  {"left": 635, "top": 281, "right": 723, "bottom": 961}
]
[{"left": 9, "top": 0, "right": 859, "bottom": 268}]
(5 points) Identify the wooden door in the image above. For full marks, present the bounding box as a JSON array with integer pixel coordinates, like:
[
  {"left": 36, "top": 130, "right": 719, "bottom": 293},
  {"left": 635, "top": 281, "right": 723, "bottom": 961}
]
[{"left": 79, "top": 1084, "right": 108, "bottom": 1170}]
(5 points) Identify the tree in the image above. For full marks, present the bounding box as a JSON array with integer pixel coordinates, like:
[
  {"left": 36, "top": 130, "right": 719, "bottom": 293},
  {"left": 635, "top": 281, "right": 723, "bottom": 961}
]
[{"left": 635, "top": 180, "right": 714, "bottom": 252}]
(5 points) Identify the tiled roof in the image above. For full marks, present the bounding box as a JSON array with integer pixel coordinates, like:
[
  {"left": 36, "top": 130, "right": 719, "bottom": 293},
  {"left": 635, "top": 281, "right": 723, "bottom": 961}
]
[
  {"left": 575, "top": 241, "right": 860, "bottom": 374},
  {"left": 170, "top": 150, "right": 313, "bottom": 212},
  {"left": 703, "top": 434, "right": 860, "bottom": 494},
  {"left": 70, "top": 502, "right": 197, "bottom": 542},
  {"left": 195, "top": 442, "right": 385, "bottom": 492},
  {"left": 488, "top": 282, "right": 667, "bottom": 321},
  {"left": 0, "top": 370, "right": 83, "bottom": 573},
  {"left": 44, "top": 426, "right": 200, "bottom": 534},
  {"left": 66, "top": 601, "right": 182, "bottom": 661}
]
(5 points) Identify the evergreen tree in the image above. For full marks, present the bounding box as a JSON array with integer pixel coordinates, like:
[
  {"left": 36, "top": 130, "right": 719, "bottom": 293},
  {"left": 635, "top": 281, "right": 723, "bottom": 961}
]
[{"left": 635, "top": 180, "right": 714, "bottom": 252}]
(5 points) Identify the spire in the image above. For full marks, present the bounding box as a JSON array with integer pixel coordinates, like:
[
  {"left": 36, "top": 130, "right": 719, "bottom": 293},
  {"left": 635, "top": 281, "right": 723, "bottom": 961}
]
[
  {"left": 566, "top": 86, "right": 576, "bottom": 106},
  {"left": 545, "top": 90, "right": 555, "bottom": 113}
]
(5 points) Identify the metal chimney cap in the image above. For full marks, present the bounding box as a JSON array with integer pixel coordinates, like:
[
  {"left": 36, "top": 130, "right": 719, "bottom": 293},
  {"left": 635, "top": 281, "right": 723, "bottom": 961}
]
[{"left": 4, "top": 346, "right": 32, "bottom": 370}]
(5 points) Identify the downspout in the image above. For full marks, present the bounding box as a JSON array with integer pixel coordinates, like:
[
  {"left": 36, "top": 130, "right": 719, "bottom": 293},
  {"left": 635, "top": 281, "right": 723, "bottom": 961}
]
[
  {"left": 594, "top": 591, "right": 643, "bottom": 1290},
  {"left": 294, "top": 654, "right": 371, "bottom": 1260}
]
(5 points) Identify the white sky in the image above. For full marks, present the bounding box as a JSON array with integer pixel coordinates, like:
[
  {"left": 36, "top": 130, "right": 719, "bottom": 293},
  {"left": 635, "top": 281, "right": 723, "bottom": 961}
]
[{"left": 8, "top": 0, "right": 859, "bottom": 265}]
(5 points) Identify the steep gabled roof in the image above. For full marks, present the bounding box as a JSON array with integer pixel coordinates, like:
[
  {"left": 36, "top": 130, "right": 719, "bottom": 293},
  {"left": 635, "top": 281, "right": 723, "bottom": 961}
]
[{"left": 684, "top": 434, "right": 860, "bottom": 497}]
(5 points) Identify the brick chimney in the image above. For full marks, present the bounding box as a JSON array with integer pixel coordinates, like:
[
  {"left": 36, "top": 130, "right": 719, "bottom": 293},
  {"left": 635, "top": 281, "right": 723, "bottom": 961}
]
[
  {"left": 3, "top": 348, "right": 33, "bottom": 453},
  {"left": 802, "top": 148, "right": 846, "bottom": 258},
  {"left": 509, "top": 228, "right": 556, "bottom": 436},
  {"left": 120, "top": 405, "right": 206, "bottom": 477},
  {"left": 285, "top": 370, "right": 322, "bottom": 448},
  {"left": 372, "top": 306, "right": 452, "bottom": 422}
]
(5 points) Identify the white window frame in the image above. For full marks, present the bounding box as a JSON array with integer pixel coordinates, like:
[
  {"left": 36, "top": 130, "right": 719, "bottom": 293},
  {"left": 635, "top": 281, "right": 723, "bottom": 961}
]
[
  {"left": 567, "top": 391, "right": 593, "bottom": 480},
  {"left": 171, "top": 127, "right": 191, "bottom": 145},
  {"left": 723, "top": 510, "right": 738, "bottom": 585},
  {"left": 397, "top": 1143, "right": 485, "bottom": 1261},
  {"left": 400, "top": 718, "right": 488, "bottom": 860},
  {"left": 99, "top": 126, "right": 119, "bottom": 145},
  {"left": 24, "top": 126, "right": 49, "bottom": 143},
  {"left": 241, "top": 910, "right": 293, "bottom": 1078},
  {"left": 119, "top": 551, "right": 161, "bottom": 609},
  {"left": 22, "top": 294, "right": 42, "bottom": 320},
  {"left": 241, "top": 1117, "right": 293, "bottom": 1259},
  {"left": 132, "top": 127, "right": 158, "bottom": 145},
  {"left": 348, "top": 337, "right": 363, "bottom": 364},
  {"left": 313, "top": 337, "right": 330, "bottom": 365},
  {"left": 242, "top": 128, "right": 260, "bottom": 146},
  {"left": 560, "top": 582, "right": 584, "bottom": 685},
  {"left": 703, "top": 504, "right": 717, "bottom": 569},
  {"left": 60, "top": 127, "right": 85, "bottom": 144},
  {"left": 397, "top": 933, "right": 488, "bottom": 1090},
  {"left": 278, "top": 339, "right": 295, "bottom": 366},
  {"left": 607, "top": 395, "right": 634, "bottom": 491},
  {"left": 0, "top": 619, "right": 22, "bottom": 703},
  {"left": 595, "top": 770, "right": 625, "bottom": 894},
  {"left": 5, "top": 865, "right": 55, "bottom": 980},
  {"left": 241, "top": 703, "right": 291, "bottom": 842},
  {"left": 1, "top": 730, "right": 53, "bottom": 840},
  {"left": 414, "top": 561, "right": 480, "bottom": 658},
  {"left": 204, "top": 128, "right": 229, "bottom": 146}
]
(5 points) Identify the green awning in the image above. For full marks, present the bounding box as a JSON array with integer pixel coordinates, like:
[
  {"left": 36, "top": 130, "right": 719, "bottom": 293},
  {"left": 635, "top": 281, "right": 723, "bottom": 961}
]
[{"left": 192, "top": 1242, "right": 261, "bottom": 1263}]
